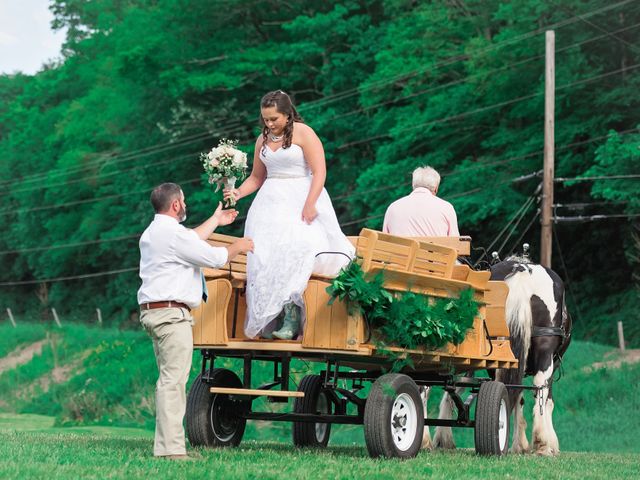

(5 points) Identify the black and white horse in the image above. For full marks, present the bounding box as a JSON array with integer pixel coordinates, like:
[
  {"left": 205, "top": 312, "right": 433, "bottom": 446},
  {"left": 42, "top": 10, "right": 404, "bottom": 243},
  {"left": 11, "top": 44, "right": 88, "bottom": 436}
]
[{"left": 422, "top": 256, "right": 572, "bottom": 455}]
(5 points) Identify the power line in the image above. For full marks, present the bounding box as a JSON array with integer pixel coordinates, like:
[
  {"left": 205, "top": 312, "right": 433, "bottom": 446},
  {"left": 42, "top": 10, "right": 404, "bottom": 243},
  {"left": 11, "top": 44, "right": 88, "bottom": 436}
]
[
  {"left": 0, "top": 130, "right": 212, "bottom": 189},
  {"left": 0, "top": 178, "right": 201, "bottom": 217},
  {"left": 550, "top": 0, "right": 640, "bottom": 54},
  {"left": 336, "top": 62, "right": 640, "bottom": 150},
  {"left": 504, "top": 210, "right": 541, "bottom": 259},
  {"left": 553, "top": 213, "right": 640, "bottom": 223},
  {"left": 475, "top": 190, "right": 540, "bottom": 267},
  {"left": 0, "top": 267, "right": 139, "bottom": 286},
  {"left": 0, "top": 234, "right": 140, "bottom": 256},
  {"left": 324, "top": 20, "right": 640, "bottom": 124},
  {"left": 3, "top": 151, "right": 199, "bottom": 196},
  {"left": 556, "top": 174, "right": 640, "bottom": 182},
  {"left": 0, "top": 120, "right": 251, "bottom": 192}
]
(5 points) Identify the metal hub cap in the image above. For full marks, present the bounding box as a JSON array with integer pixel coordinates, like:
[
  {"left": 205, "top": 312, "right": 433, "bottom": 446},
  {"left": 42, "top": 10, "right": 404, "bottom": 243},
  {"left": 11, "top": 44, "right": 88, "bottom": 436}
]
[
  {"left": 210, "top": 395, "right": 237, "bottom": 442},
  {"left": 498, "top": 398, "right": 508, "bottom": 450},
  {"left": 390, "top": 393, "right": 418, "bottom": 451}
]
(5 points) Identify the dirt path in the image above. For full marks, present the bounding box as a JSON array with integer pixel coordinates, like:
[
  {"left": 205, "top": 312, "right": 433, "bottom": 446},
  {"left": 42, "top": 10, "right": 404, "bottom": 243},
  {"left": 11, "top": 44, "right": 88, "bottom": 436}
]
[
  {"left": 0, "top": 339, "right": 49, "bottom": 375},
  {"left": 585, "top": 349, "right": 640, "bottom": 371}
]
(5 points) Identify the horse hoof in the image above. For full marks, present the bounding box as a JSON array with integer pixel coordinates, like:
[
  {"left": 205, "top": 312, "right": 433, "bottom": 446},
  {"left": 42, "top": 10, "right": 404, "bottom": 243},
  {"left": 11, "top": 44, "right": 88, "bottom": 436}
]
[{"left": 535, "top": 446, "right": 556, "bottom": 457}]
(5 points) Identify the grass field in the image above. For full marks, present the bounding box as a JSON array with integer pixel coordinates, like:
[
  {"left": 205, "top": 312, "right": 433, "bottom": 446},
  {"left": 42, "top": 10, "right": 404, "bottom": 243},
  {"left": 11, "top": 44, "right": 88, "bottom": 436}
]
[
  {"left": 1, "top": 416, "right": 638, "bottom": 480},
  {"left": 1, "top": 322, "right": 639, "bottom": 478}
]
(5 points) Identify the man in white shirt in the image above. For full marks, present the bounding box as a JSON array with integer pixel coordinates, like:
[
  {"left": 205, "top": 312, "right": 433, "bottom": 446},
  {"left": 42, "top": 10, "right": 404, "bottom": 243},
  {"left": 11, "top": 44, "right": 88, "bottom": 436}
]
[
  {"left": 383, "top": 166, "right": 460, "bottom": 237},
  {"left": 138, "top": 182, "right": 253, "bottom": 460}
]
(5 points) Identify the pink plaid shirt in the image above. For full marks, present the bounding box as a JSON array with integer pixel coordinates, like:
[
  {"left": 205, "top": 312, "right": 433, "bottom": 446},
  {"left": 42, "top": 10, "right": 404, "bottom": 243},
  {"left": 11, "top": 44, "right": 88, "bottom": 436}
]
[{"left": 383, "top": 187, "right": 460, "bottom": 237}]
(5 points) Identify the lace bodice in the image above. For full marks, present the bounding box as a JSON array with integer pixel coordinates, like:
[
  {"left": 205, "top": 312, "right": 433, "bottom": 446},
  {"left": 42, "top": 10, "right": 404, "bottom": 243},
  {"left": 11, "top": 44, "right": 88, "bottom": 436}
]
[{"left": 260, "top": 144, "right": 310, "bottom": 178}]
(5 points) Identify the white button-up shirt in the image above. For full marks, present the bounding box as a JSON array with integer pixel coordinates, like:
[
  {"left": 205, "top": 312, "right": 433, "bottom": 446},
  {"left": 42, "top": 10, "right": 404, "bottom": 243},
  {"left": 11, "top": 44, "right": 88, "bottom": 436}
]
[
  {"left": 383, "top": 187, "right": 460, "bottom": 237},
  {"left": 137, "top": 214, "right": 228, "bottom": 309}
]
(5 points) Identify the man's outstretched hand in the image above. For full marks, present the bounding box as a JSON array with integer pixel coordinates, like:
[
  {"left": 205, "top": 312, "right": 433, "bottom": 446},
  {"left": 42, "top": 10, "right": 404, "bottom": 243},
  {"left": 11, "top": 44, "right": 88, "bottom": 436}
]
[{"left": 213, "top": 201, "right": 239, "bottom": 226}]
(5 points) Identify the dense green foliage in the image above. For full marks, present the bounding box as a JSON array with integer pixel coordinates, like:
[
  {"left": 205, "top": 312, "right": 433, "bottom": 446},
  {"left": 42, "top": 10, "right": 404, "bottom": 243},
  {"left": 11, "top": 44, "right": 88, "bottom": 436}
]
[
  {"left": 327, "top": 261, "right": 478, "bottom": 352},
  {"left": 0, "top": 1, "right": 638, "bottom": 345}
]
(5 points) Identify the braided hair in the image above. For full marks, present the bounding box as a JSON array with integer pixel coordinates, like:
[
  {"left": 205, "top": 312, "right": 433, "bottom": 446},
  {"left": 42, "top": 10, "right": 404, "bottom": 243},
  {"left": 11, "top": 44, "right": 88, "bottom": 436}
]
[{"left": 259, "top": 90, "right": 304, "bottom": 155}]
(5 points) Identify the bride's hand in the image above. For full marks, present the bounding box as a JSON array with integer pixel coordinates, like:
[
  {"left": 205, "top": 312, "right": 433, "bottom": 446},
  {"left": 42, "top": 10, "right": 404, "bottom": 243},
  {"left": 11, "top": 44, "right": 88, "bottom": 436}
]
[
  {"left": 302, "top": 203, "right": 318, "bottom": 224},
  {"left": 223, "top": 187, "right": 240, "bottom": 203}
]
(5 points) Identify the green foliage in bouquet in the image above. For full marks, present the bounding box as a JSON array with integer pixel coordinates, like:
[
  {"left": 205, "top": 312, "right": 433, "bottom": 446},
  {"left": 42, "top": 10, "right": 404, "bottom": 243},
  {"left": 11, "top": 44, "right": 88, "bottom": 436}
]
[{"left": 327, "top": 261, "right": 479, "bottom": 353}]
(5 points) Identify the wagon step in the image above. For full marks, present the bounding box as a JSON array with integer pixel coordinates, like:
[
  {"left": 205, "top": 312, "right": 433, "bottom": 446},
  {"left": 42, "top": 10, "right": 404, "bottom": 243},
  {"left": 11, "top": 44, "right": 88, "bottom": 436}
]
[{"left": 210, "top": 387, "right": 304, "bottom": 398}]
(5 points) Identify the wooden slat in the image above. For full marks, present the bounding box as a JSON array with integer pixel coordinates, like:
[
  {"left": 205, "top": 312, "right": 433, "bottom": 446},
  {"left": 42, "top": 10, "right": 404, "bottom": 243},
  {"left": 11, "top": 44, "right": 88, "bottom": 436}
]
[
  {"left": 302, "top": 281, "right": 320, "bottom": 348},
  {"left": 191, "top": 279, "right": 232, "bottom": 346},
  {"left": 210, "top": 387, "right": 304, "bottom": 398},
  {"left": 415, "top": 236, "right": 471, "bottom": 256},
  {"left": 484, "top": 280, "right": 509, "bottom": 306}
]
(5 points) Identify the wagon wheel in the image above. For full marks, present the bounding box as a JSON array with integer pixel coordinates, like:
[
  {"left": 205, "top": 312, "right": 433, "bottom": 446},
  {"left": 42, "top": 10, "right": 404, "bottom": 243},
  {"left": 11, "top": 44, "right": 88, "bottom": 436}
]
[
  {"left": 363, "top": 373, "right": 424, "bottom": 459},
  {"left": 474, "top": 381, "right": 510, "bottom": 456},
  {"left": 292, "top": 374, "right": 333, "bottom": 448},
  {"left": 186, "top": 368, "right": 248, "bottom": 448}
]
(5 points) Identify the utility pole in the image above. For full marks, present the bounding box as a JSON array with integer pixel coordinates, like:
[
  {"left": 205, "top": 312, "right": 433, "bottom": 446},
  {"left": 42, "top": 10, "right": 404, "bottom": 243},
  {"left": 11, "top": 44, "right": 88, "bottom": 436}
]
[{"left": 540, "top": 30, "right": 555, "bottom": 268}]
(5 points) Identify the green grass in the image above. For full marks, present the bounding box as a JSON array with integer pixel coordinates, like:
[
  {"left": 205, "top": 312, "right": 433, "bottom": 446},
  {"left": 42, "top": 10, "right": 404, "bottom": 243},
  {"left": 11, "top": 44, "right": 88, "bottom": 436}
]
[
  {"left": 0, "top": 420, "right": 638, "bottom": 480},
  {"left": 0, "top": 323, "right": 47, "bottom": 357}
]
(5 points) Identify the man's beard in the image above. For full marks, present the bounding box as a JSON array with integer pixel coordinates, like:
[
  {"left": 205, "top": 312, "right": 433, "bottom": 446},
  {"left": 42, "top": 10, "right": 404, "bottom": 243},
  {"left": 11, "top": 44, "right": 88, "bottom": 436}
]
[{"left": 178, "top": 206, "right": 187, "bottom": 223}]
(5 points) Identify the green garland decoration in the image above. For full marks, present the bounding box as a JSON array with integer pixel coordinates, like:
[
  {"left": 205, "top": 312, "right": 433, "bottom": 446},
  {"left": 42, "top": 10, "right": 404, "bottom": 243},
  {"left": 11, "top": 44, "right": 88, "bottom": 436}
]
[{"left": 326, "top": 261, "right": 479, "bottom": 352}]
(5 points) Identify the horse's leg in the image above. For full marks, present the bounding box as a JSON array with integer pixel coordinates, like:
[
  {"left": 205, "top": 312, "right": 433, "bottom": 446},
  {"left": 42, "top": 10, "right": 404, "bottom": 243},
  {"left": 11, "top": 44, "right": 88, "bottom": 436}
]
[
  {"left": 531, "top": 360, "right": 556, "bottom": 456},
  {"left": 420, "top": 386, "right": 432, "bottom": 450},
  {"left": 545, "top": 381, "right": 560, "bottom": 454},
  {"left": 510, "top": 392, "right": 529, "bottom": 453},
  {"left": 433, "top": 388, "right": 464, "bottom": 449}
]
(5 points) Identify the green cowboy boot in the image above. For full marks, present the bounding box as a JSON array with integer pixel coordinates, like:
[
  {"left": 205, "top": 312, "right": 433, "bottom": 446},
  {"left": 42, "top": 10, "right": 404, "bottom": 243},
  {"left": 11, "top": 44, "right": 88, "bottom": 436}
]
[
  {"left": 262, "top": 309, "right": 285, "bottom": 339},
  {"left": 272, "top": 303, "right": 300, "bottom": 340}
]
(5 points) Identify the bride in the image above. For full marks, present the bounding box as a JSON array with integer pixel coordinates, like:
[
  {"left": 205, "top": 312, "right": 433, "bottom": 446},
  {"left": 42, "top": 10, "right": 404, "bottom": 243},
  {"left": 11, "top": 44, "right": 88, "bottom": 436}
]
[{"left": 224, "top": 90, "right": 354, "bottom": 340}]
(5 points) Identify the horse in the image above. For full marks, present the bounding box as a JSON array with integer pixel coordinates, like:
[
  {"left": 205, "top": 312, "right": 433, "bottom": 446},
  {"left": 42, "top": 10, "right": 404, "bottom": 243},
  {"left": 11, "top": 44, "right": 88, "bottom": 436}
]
[{"left": 421, "top": 254, "right": 572, "bottom": 456}]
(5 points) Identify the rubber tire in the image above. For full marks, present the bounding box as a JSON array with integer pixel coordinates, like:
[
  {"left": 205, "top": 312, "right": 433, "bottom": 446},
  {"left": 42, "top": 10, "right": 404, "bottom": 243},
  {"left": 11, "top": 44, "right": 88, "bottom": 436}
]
[
  {"left": 292, "top": 375, "right": 332, "bottom": 448},
  {"left": 363, "top": 373, "right": 424, "bottom": 459},
  {"left": 474, "top": 381, "right": 510, "bottom": 456},
  {"left": 186, "top": 368, "right": 247, "bottom": 448}
]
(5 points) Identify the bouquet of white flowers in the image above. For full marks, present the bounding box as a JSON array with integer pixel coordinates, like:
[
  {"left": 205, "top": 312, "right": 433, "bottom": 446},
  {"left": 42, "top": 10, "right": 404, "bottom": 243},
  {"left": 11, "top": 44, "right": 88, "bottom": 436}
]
[{"left": 200, "top": 138, "right": 248, "bottom": 206}]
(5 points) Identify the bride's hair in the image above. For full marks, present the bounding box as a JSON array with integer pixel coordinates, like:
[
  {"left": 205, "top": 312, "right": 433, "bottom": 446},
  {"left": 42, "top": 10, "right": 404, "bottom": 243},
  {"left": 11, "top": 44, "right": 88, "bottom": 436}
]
[{"left": 259, "top": 90, "right": 304, "bottom": 153}]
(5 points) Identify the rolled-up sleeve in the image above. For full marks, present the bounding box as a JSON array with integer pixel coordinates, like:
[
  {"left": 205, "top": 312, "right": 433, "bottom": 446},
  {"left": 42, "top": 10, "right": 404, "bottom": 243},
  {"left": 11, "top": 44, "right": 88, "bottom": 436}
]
[{"left": 173, "top": 229, "right": 228, "bottom": 268}]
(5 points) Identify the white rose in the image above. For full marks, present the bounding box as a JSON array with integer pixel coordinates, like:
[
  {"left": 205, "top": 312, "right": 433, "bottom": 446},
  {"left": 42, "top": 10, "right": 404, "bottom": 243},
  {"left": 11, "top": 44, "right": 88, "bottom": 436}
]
[{"left": 233, "top": 151, "right": 247, "bottom": 167}]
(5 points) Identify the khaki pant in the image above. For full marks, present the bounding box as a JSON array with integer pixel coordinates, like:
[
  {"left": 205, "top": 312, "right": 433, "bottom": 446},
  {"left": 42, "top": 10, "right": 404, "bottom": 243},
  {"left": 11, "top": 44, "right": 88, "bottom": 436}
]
[{"left": 140, "top": 307, "right": 193, "bottom": 456}]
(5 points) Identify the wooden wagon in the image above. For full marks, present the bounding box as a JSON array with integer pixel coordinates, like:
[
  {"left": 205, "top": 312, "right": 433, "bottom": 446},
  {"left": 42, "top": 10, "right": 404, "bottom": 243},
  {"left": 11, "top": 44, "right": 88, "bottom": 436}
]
[{"left": 185, "top": 229, "right": 518, "bottom": 458}]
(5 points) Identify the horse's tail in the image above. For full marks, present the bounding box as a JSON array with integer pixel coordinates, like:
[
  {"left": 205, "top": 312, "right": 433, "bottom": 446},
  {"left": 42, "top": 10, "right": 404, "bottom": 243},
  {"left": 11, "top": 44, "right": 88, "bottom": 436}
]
[{"left": 496, "top": 269, "right": 534, "bottom": 400}]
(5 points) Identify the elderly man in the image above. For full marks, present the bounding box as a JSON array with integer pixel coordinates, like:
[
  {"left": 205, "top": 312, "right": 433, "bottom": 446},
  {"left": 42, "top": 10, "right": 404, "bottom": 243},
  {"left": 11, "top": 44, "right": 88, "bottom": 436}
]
[
  {"left": 383, "top": 166, "right": 459, "bottom": 237},
  {"left": 138, "top": 182, "right": 253, "bottom": 460},
  {"left": 382, "top": 166, "right": 460, "bottom": 451}
]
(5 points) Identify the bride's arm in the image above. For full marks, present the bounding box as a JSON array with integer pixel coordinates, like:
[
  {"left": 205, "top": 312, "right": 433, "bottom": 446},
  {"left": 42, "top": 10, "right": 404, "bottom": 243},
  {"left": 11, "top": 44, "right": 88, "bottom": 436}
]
[
  {"left": 299, "top": 125, "right": 326, "bottom": 224},
  {"left": 224, "top": 137, "right": 267, "bottom": 202}
]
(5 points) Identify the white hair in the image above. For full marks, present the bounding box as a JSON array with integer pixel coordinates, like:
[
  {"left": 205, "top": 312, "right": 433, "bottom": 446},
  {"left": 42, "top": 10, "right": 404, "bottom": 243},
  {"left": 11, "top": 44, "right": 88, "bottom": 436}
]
[{"left": 412, "top": 166, "right": 441, "bottom": 193}]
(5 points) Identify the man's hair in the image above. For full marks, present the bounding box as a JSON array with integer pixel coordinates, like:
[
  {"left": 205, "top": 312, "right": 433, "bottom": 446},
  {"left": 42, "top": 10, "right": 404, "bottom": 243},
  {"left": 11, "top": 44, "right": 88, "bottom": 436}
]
[
  {"left": 412, "top": 166, "right": 441, "bottom": 193},
  {"left": 150, "top": 183, "right": 182, "bottom": 213}
]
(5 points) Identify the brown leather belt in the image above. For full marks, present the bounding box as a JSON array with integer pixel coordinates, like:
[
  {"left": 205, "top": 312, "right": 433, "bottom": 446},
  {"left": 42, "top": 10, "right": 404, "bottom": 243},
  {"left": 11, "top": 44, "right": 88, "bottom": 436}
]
[{"left": 140, "top": 301, "right": 191, "bottom": 312}]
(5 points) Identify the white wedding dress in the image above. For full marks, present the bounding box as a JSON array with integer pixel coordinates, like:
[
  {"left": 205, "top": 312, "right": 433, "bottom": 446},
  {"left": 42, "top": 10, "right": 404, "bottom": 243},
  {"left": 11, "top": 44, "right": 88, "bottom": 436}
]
[{"left": 243, "top": 143, "right": 355, "bottom": 338}]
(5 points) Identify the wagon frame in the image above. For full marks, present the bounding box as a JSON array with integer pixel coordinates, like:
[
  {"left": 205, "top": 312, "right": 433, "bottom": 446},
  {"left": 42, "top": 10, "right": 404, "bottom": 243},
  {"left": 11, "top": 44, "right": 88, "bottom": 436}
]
[{"left": 185, "top": 229, "right": 523, "bottom": 458}]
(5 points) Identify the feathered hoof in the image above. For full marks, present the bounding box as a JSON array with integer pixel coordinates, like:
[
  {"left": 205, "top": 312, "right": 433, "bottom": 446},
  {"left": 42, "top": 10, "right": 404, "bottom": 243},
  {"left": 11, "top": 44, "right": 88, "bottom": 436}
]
[
  {"left": 534, "top": 445, "right": 558, "bottom": 457},
  {"left": 421, "top": 430, "right": 433, "bottom": 450},
  {"left": 433, "top": 430, "right": 456, "bottom": 450},
  {"left": 510, "top": 442, "right": 529, "bottom": 454}
]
